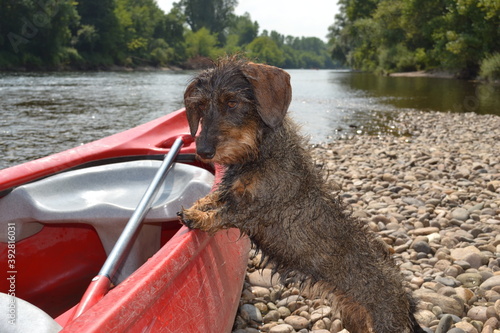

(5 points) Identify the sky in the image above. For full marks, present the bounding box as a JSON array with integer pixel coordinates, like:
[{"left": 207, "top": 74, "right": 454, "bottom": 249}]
[{"left": 156, "top": 0, "right": 338, "bottom": 42}]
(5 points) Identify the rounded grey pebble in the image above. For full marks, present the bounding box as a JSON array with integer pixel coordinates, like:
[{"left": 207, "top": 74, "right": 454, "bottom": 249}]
[
  {"left": 435, "top": 276, "right": 458, "bottom": 287},
  {"left": 446, "top": 329, "right": 466, "bottom": 333},
  {"left": 240, "top": 304, "right": 263, "bottom": 323},
  {"left": 435, "top": 314, "right": 453, "bottom": 333},
  {"left": 412, "top": 241, "right": 432, "bottom": 254}
]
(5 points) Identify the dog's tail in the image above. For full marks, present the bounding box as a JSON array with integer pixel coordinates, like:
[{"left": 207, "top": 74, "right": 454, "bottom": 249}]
[{"left": 408, "top": 295, "right": 426, "bottom": 333}]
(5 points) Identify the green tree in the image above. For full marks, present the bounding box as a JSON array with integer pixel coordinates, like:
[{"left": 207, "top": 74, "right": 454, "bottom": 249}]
[
  {"left": 328, "top": 0, "right": 500, "bottom": 77},
  {"left": 76, "top": 0, "right": 120, "bottom": 64},
  {"left": 160, "top": 5, "right": 187, "bottom": 64},
  {"left": 227, "top": 12, "right": 259, "bottom": 47},
  {"left": 0, "top": 0, "right": 79, "bottom": 68},
  {"left": 179, "top": 0, "right": 237, "bottom": 44},
  {"left": 245, "top": 36, "right": 284, "bottom": 66},
  {"left": 185, "top": 27, "right": 222, "bottom": 59},
  {"left": 113, "top": 0, "right": 173, "bottom": 66}
]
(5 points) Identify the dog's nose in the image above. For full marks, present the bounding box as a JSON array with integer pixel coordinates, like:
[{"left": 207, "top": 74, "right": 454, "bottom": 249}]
[{"left": 197, "top": 148, "right": 215, "bottom": 160}]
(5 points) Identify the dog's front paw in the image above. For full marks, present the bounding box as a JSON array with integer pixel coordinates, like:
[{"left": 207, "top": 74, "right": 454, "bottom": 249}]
[
  {"left": 177, "top": 207, "right": 220, "bottom": 234},
  {"left": 177, "top": 209, "right": 197, "bottom": 230}
]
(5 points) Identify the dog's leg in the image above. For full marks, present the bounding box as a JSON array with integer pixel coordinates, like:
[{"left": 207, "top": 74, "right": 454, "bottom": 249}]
[
  {"left": 335, "top": 293, "right": 376, "bottom": 333},
  {"left": 178, "top": 191, "right": 227, "bottom": 233}
]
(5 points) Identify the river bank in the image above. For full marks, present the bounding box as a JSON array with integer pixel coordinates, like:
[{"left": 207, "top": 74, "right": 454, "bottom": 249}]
[
  {"left": 389, "top": 70, "right": 456, "bottom": 79},
  {"left": 232, "top": 110, "right": 500, "bottom": 333}
]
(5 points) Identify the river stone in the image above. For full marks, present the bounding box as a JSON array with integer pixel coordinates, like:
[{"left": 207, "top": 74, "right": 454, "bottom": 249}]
[
  {"left": 284, "top": 316, "right": 309, "bottom": 330},
  {"left": 483, "top": 317, "right": 498, "bottom": 332},
  {"left": 269, "top": 324, "right": 294, "bottom": 333},
  {"left": 435, "top": 314, "right": 454, "bottom": 333},
  {"left": 454, "top": 321, "right": 478, "bottom": 333},
  {"left": 480, "top": 275, "right": 500, "bottom": 290},
  {"left": 451, "top": 208, "right": 470, "bottom": 221},
  {"left": 414, "top": 310, "right": 436, "bottom": 327},
  {"left": 251, "top": 286, "right": 271, "bottom": 298},
  {"left": 263, "top": 310, "right": 281, "bottom": 323},
  {"left": 436, "top": 276, "right": 458, "bottom": 287},
  {"left": 311, "top": 306, "right": 332, "bottom": 322},
  {"left": 455, "top": 287, "right": 474, "bottom": 303},
  {"left": 463, "top": 253, "right": 484, "bottom": 269},
  {"left": 454, "top": 260, "right": 472, "bottom": 270},
  {"left": 244, "top": 329, "right": 260, "bottom": 333},
  {"left": 466, "top": 306, "right": 488, "bottom": 322},
  {"left": 277, "top": 306, "right": 291, "bottom": 318},
  {"left": 276, "top": 295, "right": 302, "bottom": 307},
  {"left": 412, "top": 240, "right": 432, "bottom": 254},
  {"left": 248, "top": 269, "right": 280, "bottom": 288},
  {"left": 435, "top": 259, "right": 452, "bottom": 271},
  {"left": 240, "top": 304, "right": 263, "bottom": 323},
  {"left": 450, "top": 246, "right": 480, "bottom": 261},
  {"left": 456, "top": 273, "right": 483, "bottom": 288},
  {"left": 447, "top": 329, "right": 466, "bottom": 333},
  {"left": 311, "top": 318, "right": 326, "bottom": 330},
  {"left": 403, "top": 197, "right": 425, "bottom": 207}
]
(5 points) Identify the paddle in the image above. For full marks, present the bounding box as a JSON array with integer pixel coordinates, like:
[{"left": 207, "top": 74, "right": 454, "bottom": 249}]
[{"left": 71, "top": 136, "right": 185, "bottom": 319}]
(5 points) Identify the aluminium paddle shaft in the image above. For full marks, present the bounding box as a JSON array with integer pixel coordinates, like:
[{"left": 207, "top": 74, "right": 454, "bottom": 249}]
[
  {"left": 72, "top": 136, "right": 184, "bottom": 320},
  {"left": 100, "top": 136, "right": 184, "bottom": 280}
]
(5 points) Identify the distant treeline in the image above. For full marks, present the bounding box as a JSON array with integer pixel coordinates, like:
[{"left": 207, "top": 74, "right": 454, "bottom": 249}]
[
  {"left": 328, "top": 0, "right": 500, "bottom": 80},
  {"left": 0, "top": 0, "right": 335, "bottom": 70}
]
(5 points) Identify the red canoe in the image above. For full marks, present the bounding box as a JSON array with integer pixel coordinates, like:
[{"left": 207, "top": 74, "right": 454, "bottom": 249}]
[{"left": 0, "top": 109, "right": 250, "bottom": 332}]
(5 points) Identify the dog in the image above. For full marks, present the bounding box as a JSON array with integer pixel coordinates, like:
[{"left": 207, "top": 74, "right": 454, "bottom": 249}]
[{"left": 178, "top": 57, "right": 425, "bottom": 333}]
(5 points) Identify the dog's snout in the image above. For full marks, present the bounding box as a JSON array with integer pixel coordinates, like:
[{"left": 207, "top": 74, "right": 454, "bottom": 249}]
[
  {"left": 198, "top": 150, "right": 215, "bottom": 160},
  {"left": 196, "top": 144, "right": 216, "bottom": 160}
]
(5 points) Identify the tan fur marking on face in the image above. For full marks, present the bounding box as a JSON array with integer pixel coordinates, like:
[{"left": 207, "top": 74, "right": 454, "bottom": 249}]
[{"left": 212, "top": 122, "right": 260, "bottom": 165}]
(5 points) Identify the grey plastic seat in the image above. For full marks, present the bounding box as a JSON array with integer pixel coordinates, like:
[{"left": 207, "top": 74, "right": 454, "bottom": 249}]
[
  {"left": 0, "top": 160, "right": 214, "bottom": 282},
  {"left": 0, "top": 293, "right": 62, "bottom": 333}
]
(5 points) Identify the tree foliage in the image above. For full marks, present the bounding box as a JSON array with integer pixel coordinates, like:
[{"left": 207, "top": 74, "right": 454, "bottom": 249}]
[
  {"left": 328, "top": 0, "right": 500, "bottom": 78},
  {"left": 0, "top": 0, "right": 335, "bottom": 70}
]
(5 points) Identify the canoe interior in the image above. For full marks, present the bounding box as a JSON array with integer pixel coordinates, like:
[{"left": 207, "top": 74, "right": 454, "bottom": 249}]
[{"left": 0, "top": 220, "right": 182, "bottom": 318}]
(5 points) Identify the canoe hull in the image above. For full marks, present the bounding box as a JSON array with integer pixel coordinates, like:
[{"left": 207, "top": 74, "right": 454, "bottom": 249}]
[{"left": 59, "top": 228, "right": 249, "bottom": 333}]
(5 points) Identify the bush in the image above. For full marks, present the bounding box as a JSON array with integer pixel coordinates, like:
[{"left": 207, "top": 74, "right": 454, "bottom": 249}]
[
  {"left": 479, "top": 53, "right": 500, "bottom": 81},
  {"left": 0, "top": 51, "right": 20, "bottom": 69}
]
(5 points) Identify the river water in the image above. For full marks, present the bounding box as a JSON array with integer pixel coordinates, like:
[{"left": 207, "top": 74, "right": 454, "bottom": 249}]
[{"left": 1, "top": 70, "right": 499, "bottom": 170}]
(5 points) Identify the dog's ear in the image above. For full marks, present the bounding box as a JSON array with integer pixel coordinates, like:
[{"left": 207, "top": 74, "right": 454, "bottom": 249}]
[
  {"left": 184, "top": 80, "right": 201, "bottom": 137},
  {"left": 242, "top": 62, "right": 292, "bottom": 129}
]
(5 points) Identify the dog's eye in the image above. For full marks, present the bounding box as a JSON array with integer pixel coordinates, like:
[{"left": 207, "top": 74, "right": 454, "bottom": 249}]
[
  {"left": 227, "top": 101, "right": 238, "bottom": 109},
  {"left": 198, "top": 102, "right": 207, "bottom": 111}
]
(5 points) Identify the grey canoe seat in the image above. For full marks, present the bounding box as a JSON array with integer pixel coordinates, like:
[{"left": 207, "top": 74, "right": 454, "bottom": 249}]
[
  {"left": 0, "top": 160, "right": 214, "bottom": 282},
  {"left": 0, "top": 292, "right": 62, "bottom": 333}
]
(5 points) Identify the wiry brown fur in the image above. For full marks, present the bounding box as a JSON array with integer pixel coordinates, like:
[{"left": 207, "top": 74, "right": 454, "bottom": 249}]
[{"left": 179, "top": 57, "right": 424, "bottom": 333}]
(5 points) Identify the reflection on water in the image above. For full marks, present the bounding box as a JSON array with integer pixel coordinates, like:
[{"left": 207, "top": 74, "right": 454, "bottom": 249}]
[
  {"left": 339, "top": 73, "right": 499, "bottom": 115},
  {"left": 288, "top": 70, "right": 499, "bottom": 142},
  {"left": 1, "top": 70, "right": 499, "bottom": 169}
]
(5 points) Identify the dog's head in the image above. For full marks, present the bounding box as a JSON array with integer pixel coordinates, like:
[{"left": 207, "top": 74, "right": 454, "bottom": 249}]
[{"left": 184, "top": 58, "right": 292, "bottom": 165}]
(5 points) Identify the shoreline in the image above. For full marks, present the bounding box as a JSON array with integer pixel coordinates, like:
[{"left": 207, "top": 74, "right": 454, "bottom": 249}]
[
  {"left": 389, "top": 70, "right": 457, "bottom": 79},
  {"left": 233, "top": 110, "right": 500, "bottom": 333}
]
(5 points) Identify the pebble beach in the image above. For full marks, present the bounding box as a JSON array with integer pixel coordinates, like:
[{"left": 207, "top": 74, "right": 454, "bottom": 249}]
[{"left": 232, "top": 110, "right": 500, "bottom": 333}]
